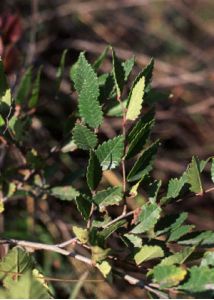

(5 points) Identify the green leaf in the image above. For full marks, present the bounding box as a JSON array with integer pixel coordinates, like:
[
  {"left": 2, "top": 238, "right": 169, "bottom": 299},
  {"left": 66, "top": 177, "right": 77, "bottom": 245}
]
[
  {"left": 156, "top": 212, "right": 188, "bottom": 236},
  {"left": 126, "top": 120, "right": 154, "bottom": 159},
  {"left": 168, "top": 225, "right": 194, "bottom": 242},
  {"left": 178, "top": 230, "right": 214, "bottom": 247},
  {"left": 158, "top": 247, "right": 195, "bottom": 266},
  {"left": 93, "top": 186, "right": 123, "bottom": 208},
  {"left": 93, "top": 46, "right": 110, "bottom": 70},
  {"left": 71, "top": 53, "right": 103, "bottom": 128},
  {"left": 186, "top": 156, "right": 203, "bottom": 194},
  {"left": 111, "top": 48, "right": 125, "bottom": 98},
  {"left": 28, "top": 66, "right": 42, "bottom": 108},
  {"left": 122, "top": 56, "right": 135, "bottom": 81},
  {"left": 75, "top": 194, "right": 91, "bottom": 221},
  {"left": 73, "top": 226, "right": 89, "bottom": 243},
  {"left": 95, "top": 135, "right": 124, "bottom": 170},
  {"left": 201, "top": 251, "right": 214, "bottom": 267},
  {"left": 0, "top": 59, "right": 12, "bottom": 105},
  {"left": 56, "top": 49, "right": 68, "bottom": 91},
  {"left": 127, "top": 108, "right": 155, "bottom": 143},
  {"left": 181, "top": 266, "right": 214, "bottom": 293},
  {"left": 211, "top": 158, "right": 214, "bottom": 183},
  {"left": 126, "top": 75, "right": 145, "bottom": 121},
  {"left": 153, "top": 265, "right": 187, "bottom": 289},
  {"left": 16, "top": 67, "right": 32, "bottom": 104},
  {"left": 96, "top": 260, "right": 111, "bottom": 278},
  {"left": 8, "top": 271, "right": 51, "bottom": 299},
  {"left": 123, "top": 234, "right": 142, "bottom": 248},
  {"left": 87, "top": 151, "right": 102, "bottom": 191},
  {"left": 134, "top": 245, "right": 164, "bottom": 265},
  {"left": 166, "top": 175, "right": 187, "bottom": 200},
  {"left": 131, "top": 203, "right": 161, "bottom": 234},
  {"left": 50, "top": 186, "right": 79, "bottom": 201},
  {"left": 0, "top": 247, "right": 34, "bottom": 289},
  {"left": 127, "top": 140, "right": 159, "bottom": 182},
  {"left": 72, "top": 124, "right": 98, "bottom": 150}
]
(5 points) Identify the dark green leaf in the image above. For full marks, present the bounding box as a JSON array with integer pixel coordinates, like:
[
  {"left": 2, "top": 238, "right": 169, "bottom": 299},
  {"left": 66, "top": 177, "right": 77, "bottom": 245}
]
[
  {"left": 111, "top": 48, "right": 125, "bottom": 98},
  {"left": 87, "top": 151, "right": 102, "bottom": 191},
  {"left": 72, "top": 124, "right": 98, "bottom": 150},
  {"left": 71, "top": 53, "right": 103, "bottom": 128},
  {"left": 93, "top": 46, "right": 110, "bottom": 70},
  {"left": 127, "top": 108, "right": 155, "bottom": 143},
  {"left": 127, "top": 140, "right": 159, "bottom": 182},
  {"left": 16, "top": 67, "right": 32, "bottom": 104},
  {"left": 126, "top": 120, "right": 154, "bottom": 159},
  {"left": 75, "top": 194, "right": 91, "bottom": 221},
  {"left": 95, "top": 135, "right": 124, "bottom": 170},
  {"left": 93, "top": 186, "right": 123, "bottom": 208},
  {"left": 28, "top": 66, "right": 42, "bottom": 108}
]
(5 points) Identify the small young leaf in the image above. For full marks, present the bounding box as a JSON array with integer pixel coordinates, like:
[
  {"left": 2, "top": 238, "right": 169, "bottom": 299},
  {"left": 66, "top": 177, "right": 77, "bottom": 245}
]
[
  {"left": 73, "top": 226, "right": 89, "bottom": 243},
  {"left": 122, "top": 56, "right": 135, "bottom": 81},
  {"left": 134, "top": 245, "right": 164, "bottom": 265},
  {"left": 91, "top": 246, "right": 110, "bottom": 263},
  {"left": 93, "top": 186, "right": 123, "bottom": 208},
  {"left": 181, "top": 266, "right": 214, "bottom": 293},
  {"left": 127, "top": 140, "right": 159, "bottom": 182},
  {"left": 111, "top": 48, "right": 125, "bottom": 98},
  {"left": 153, "top": 265, "right": 187, "bottom": 289},
  {"left": 96, "top": 260, "right": 111, "bottom": 278},
  {"left": 50, "top": 186, "right": 79, "bottom": 201},
  {"left": 126, "top": 75, "right": 145, "bottom": 121},
  {"left": 131, "top": 203, "right": 161, "bottom": 234},
  {"left": 28, "top": 66, "right": 42, "bottom": 108},
  {"left": 186, "top": 156, "right": 203, "bottom": 194},
  {"left": 126, "top": 120, "right": 154, "bottom": 159},
  {"left": 87, "top": 151, "right": 102, "bottom": 191},
  {"left": 72, "top": 124, "right": 98, "bottom": 150},
  {"left": 95, "top": 135, "right": 124, "bottom": 170}
]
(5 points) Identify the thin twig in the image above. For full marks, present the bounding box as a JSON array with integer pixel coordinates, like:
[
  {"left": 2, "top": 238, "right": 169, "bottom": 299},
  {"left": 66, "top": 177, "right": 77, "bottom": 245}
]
[{"left": 102, "top": 210, "right": 134, "bottom": 229}]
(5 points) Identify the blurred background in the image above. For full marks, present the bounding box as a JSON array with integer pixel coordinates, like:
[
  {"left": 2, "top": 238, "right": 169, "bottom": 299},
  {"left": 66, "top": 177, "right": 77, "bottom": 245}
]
[{"left": 0, "top": 0, "right": 214, "bottom": 298}]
